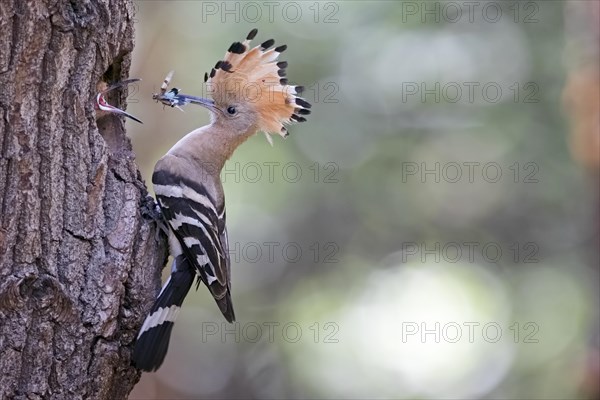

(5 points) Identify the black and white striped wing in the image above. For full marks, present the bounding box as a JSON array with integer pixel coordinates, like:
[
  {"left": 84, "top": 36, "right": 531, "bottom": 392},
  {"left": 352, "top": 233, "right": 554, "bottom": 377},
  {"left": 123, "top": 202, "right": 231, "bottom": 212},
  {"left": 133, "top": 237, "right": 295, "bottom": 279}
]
[
  {"left": 153, "top": 171, "right": 235, "bottom": 322},
  {"left": 219, "top": 212, "right": 232, "bottom": 287}
]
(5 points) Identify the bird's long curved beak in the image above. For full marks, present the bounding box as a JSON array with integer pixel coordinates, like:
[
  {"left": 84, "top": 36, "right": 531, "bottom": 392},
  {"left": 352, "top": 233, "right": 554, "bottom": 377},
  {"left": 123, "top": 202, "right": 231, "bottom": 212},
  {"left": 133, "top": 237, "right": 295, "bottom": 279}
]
[
  {"left": 97, "top": 93, "right": 143, "bottom": 123},
  {"left": 181, "top": 95, "right": 216, "bottom": 111},
  {"left": 102, "top": 78, "right": 142, "bottom": 94},
  {"left": 96, "top": 78, "right": 143, "bottom": 124}
]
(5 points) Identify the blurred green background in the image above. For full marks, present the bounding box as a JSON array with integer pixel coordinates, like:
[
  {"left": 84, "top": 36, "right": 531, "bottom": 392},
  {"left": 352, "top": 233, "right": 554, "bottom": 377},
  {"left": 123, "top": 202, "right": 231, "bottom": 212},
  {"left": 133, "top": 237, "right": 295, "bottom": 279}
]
[{"left": 126, "top": 1, "right": 599, "bottom": 399}]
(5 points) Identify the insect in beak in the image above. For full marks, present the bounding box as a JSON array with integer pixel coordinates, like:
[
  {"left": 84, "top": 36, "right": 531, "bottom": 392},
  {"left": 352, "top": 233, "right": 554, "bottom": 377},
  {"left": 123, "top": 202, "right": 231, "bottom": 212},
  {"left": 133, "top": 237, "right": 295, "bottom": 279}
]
[{"left": 153, "top": 71, "right": 215, "bottom": 112}]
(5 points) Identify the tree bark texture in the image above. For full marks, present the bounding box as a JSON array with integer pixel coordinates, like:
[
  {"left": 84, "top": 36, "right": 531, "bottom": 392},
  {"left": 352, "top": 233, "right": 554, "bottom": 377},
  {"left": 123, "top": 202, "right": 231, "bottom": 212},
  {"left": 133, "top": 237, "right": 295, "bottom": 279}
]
[{"left": 0, "top": 1, "right": 167, "bottom": 398}]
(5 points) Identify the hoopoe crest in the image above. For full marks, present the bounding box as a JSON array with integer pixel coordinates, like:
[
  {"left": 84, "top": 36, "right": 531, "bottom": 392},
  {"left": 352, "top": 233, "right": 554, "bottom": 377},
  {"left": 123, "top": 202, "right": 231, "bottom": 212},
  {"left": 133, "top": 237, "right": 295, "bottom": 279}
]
[{"left": 204, "top": 28, "right": 311, "bottom": 144}]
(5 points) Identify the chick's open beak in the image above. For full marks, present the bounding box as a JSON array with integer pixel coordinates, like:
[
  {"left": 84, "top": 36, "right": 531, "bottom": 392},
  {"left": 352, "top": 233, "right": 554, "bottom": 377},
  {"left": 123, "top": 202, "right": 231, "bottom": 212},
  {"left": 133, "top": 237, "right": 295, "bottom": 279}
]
[{"left": 96, "top": 78, "right": 143, "bottom": 124}]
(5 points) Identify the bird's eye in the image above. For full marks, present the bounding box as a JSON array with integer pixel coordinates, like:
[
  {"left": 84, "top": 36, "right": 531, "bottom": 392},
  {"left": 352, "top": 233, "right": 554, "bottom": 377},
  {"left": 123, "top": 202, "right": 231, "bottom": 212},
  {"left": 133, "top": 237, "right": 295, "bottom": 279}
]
[{"left": 227, "top": 106, "right": 237, "bottom": 115}]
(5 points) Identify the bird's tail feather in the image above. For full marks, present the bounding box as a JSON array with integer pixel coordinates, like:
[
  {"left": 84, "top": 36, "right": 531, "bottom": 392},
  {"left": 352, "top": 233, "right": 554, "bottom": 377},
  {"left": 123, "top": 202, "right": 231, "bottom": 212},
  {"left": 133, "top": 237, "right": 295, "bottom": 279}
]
[
  {"left": 216, "top": 292, "right": 236, "bottom": 323},
  {"left": 133, "top": 257, "right": 194, "bottom": 372}
]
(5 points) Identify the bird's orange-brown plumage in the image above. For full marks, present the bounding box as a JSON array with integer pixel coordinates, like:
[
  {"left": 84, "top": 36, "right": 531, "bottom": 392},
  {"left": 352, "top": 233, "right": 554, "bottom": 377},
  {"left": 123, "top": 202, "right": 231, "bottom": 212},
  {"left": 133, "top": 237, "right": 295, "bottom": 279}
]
[{"left": 205, "top": 29, "right": 310, "bottom": 141}]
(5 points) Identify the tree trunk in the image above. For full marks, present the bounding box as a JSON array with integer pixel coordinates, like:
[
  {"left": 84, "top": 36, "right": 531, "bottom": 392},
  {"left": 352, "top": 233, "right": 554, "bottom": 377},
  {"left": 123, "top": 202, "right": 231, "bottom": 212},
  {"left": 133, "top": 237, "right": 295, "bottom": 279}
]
[{"left": 0, "top": 0, "right": 167, "bottom": 398}]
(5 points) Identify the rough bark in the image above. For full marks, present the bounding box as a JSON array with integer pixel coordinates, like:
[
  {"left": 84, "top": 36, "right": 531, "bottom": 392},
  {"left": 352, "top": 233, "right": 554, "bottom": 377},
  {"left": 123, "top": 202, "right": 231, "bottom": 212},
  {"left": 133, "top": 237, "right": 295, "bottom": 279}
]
[{"left": 0, "top": 0, "right": 167, "bottom": 399}]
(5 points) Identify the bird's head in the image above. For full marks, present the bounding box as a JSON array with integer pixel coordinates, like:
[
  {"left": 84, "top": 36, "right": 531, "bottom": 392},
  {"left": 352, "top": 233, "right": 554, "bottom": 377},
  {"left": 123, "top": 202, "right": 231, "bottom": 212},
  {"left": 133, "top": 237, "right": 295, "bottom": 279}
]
[{"left": 193, "top": 29, "right": 311, "bottom": 144}]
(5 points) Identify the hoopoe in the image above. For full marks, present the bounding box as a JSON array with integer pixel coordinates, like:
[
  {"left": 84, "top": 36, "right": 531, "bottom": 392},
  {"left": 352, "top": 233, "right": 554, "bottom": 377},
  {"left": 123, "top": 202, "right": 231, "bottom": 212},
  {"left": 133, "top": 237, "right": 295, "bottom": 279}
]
[
  {"left": 133, "top": 29, "right": 311, "bottom": 372},
  {"left": 95, "top": 78, "right": 143, "bottom": 123}
]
